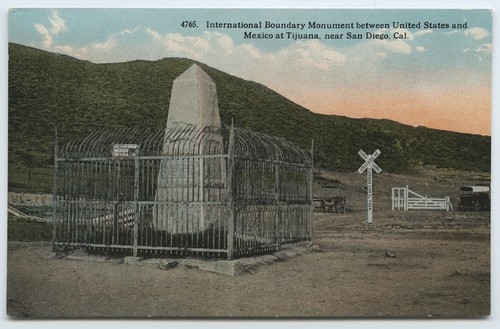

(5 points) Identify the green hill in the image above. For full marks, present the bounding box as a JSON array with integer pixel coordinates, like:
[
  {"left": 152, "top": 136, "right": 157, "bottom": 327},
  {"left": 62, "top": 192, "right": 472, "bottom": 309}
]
[{"left": 8, "top": 43, "right": 490, "bottom": 192}]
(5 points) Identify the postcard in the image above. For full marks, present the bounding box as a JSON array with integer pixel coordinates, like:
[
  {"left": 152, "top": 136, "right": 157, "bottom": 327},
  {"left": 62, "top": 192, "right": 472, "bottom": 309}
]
[{"left": 6, "top": 7, "right": 492, "bottom": 319}]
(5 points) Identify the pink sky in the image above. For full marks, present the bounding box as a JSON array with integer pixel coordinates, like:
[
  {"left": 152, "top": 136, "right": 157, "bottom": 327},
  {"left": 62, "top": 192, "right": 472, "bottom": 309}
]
[{"left": 291, "top": 84, "right": 491, "bottom": 136}]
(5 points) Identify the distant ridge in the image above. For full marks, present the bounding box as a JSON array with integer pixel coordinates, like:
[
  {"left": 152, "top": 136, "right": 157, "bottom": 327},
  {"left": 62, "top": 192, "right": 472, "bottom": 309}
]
[{"left": 8, "top": 42, "right": 490, "bottom": 191}]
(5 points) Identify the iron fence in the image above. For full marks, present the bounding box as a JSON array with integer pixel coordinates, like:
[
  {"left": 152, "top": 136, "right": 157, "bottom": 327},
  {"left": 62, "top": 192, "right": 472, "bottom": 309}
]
[{"left": 53, "top": 124, "right": 313, "bottom": 259}]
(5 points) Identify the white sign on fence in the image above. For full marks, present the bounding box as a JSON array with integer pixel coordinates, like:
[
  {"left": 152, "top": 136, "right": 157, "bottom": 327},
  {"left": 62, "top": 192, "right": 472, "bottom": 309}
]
[
  {"left": 358, "top": 149, "right": 382, "bottom": 223},
  {"left": 112, "top": 144, "right": 139, "bottom": 157}
]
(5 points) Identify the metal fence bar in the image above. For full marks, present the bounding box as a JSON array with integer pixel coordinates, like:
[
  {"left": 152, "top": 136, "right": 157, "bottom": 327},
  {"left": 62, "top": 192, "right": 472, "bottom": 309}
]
[
  {"left": 52, "top": 126, "right": 59, "bottom": 251},
  {"left": 133, "top": 153, "right": 140, "bottom": 257},
  {"left": 308, "top": 139, "right": 314, "bottom": 245},
  {"left": 226, "top": 122, "right": 235, "bottom": 259}
]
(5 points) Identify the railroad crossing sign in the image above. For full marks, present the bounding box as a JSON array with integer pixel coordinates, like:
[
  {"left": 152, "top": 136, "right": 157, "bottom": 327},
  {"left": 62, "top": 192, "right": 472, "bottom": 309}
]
[{"left": 358, "top": 149, "right": 382, "bottom": 223}]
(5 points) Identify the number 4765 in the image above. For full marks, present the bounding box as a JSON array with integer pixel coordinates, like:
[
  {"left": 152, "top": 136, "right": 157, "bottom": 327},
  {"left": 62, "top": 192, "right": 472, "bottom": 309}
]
[{"left": 181, "top": 21, "right": 198, "bottom": 28}]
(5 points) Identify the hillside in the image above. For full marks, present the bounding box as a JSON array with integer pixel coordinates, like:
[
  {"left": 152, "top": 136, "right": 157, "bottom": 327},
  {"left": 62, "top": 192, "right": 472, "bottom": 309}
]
[{"left": 8, "top": 43, "right": 490, "bottom": 192}]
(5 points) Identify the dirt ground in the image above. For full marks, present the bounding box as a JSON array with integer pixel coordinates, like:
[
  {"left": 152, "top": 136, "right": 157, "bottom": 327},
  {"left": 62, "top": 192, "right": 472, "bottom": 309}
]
[
  {"left": 6, "top": 210, "right": 490, "bottom": 318},
  {"left": 6, "top": 168, "right": 491, "bottom": 319}
]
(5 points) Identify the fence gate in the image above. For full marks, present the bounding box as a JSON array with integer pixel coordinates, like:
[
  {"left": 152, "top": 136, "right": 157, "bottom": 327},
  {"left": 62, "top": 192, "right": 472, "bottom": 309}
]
[{"left": 391, "top": 186, "right": 452, "bottom": 211}]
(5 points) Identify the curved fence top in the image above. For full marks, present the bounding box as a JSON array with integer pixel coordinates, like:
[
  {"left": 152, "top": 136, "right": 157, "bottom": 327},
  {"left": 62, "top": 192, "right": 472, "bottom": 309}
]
[
  {"left": 233, "top": 127, "right": 311, "bottom": 165},
  {"left": 59, "top": 126, "right": 165, "bottom": 158},
  {"left": 58, "top": 124, "right": 312, "bottom": 164}
]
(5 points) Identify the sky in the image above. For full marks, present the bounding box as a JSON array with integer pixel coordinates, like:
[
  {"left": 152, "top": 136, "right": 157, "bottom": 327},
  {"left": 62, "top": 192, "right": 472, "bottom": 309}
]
[{"left": 8, "top": 7, "right": 493, "bottom": 136}]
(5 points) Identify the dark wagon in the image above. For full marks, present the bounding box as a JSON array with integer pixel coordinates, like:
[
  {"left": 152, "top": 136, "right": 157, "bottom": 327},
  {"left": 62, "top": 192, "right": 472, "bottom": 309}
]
[
  {"left": 313, "top": 185, "right": 348, "bottom": 214},
  {"left": 457, "top": 186, "right": 490, "bottom": 211}
]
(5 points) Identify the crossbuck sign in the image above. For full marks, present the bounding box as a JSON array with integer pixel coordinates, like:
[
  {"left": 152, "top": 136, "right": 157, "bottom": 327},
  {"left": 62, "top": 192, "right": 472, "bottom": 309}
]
[{"left": 358, "top": 149, "right": 382, "bottom": 223}]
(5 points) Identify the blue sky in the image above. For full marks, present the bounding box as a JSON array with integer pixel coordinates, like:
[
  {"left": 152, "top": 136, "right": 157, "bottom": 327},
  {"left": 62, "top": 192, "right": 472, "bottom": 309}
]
[{"left": 8, "top": 7, "right": 493, "bottom": 135}]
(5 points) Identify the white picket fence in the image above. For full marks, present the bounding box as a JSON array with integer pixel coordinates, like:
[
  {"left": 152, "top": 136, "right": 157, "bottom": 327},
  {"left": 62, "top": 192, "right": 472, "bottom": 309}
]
[{"left": 392, "top": 186, "right": 452, "bottom": 211}]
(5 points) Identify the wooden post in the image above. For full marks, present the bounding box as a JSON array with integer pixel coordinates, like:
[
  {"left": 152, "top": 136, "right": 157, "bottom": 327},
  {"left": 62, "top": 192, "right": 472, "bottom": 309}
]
[
  {"left": 391, "top": 188, "right": 396, "bottom": 210},
  {"left": 226, "top": 121, "right": 235, "bottom": 259},
  {"left": 391, "top": 188, "right": 393, "bottom": 210},
  {"left": 358, "top": 149, "right": 381, "bottom": 224},
  {"left": 405, "top": 185, "right": 409, "bottom": 211},
  {"left": 367, "top": 166, "right": 373, "bottom": 224}
]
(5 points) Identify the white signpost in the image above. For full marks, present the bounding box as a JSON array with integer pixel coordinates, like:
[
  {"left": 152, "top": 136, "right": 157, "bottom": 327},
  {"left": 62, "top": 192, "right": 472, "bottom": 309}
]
[{"left": 358, "top": 149, "right": 382, "bottom": 224}]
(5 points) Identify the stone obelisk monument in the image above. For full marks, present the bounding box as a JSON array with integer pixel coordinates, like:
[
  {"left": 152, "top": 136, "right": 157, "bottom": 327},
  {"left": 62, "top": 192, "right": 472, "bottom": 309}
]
[
  {"left": 166, "top": 64, "right": 221, "bottom": 129},
  {"left": 155, "top": 64, "right": 223, "bottom": 233}
]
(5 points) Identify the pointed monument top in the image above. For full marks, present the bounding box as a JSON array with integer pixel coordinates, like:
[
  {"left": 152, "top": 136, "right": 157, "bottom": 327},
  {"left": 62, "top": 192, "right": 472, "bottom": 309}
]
[
  {"left": 166, "top": 63, "right": 220, "bottom": 128},
  {"left": 176, "top": 64, "right": 214, "bottom": 85}
]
